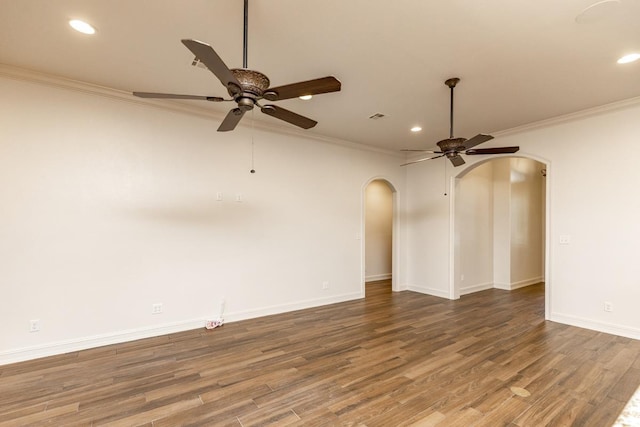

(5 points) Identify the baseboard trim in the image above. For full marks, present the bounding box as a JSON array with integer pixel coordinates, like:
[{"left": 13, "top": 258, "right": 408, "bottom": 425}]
[
  {"left": 0, "top": 292, "right": 362, "bottom": 366},
  {"left": 460, "top": 282, "right": 494, "bottom": 296},
  {"left": 222, "top": 292, "right": 362, "bottom": 324},
  {"left": 550, "top": 312, "right": 640, "bottom": 340},
  {"left": 494, "top": 277, "right": 544, "bottom": 291},
  {"left": 365, "top": 273, "right": 392, "bottom": 282},
  {"left": 406, "top": 284, "right": 450, "bottom": 299},
  {"left": 0, "top": 319, "right": 205, "bottom": 366}
]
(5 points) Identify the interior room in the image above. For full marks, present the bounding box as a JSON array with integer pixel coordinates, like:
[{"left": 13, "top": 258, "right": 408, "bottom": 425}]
[{"left": 1, "top": 0, "right": 640, "bottom": 425}]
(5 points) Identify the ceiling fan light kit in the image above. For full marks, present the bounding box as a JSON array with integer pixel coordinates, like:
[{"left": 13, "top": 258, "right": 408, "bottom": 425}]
[
  {"left": 401, "top": 77, "right": 519, "bottom": 167},
  {"left": 132, "top": 0, "right": 341, "bottom": 132}
]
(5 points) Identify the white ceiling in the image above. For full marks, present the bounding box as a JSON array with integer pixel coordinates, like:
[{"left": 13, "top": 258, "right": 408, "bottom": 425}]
[{"left": 1, "top": 0, "right": 639, "bottom": 151}]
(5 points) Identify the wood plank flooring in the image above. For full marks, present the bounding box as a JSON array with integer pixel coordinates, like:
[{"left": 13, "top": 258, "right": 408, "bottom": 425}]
[{"left": 1, "top": 281, "right": 639, "bottom": 426}]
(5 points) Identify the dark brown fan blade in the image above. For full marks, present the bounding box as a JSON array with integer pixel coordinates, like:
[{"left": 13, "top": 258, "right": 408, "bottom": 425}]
[
  {"left": 261, "top": 105, "right": 317, "bottom": 129},
  {"left": 263, "top": 77, "right": 341, "bottom": 101},
  {"left": 133, "top": 92, "right": 224, "bottom": 102},
  {"left": 400, "top": 154, "right": 445, "bottom": 166},
  {"left": 400, "top": 149, "right": 443, "bottom": 153},
  {"left": 462, "top": 134, "right": 494, "bottom": 150},
  {"left": 449, "top": 154, "right": 466, "bottom": 167},
  {"left": 466, "top": 146, "right": 520, "bottom": 155},
  {"left": 181, "top": 39, "right": 242, "bottom": 93},
  {"left": 218, "top": 108, "right": 245, "bottom": 132}
]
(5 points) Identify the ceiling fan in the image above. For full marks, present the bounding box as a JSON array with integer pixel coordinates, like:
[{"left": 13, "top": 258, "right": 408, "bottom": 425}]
[
  {"left": 401, "top": 78, "right": 519, "bottom": 167},
  {"left": 132, "top": 0, "right": 341, "bottom": 132}
]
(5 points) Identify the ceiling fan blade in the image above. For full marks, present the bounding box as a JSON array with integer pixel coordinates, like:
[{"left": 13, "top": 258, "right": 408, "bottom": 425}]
[
  {"left": 462, "top": 134, "right": 494, "bottom": 150},
  {"left": 400, "top": 149, "right": 443, "bottom": 153},
  {"left": 466, "top": 146, "right": 520, "bottom": 155},
  {"left": 218, "top": 108, "right": 245, "bottom": 132},
  {"left": 400, "top": 154, "right": 445, "bottom": 166},
  {"left": 261, "top": 105, "right": 317, "bottom": 129},
  {"left": 449, "top": 154, "right": 466, "bottom": 167},
  {"left": 133, "top": 92, "right": 224, "bottom": 102},
  {"left": 263, "top": 76, "right": 341, "bottom": 101},
  {"left": 181, "top": 39, "right": 242, "bottom": 93}
]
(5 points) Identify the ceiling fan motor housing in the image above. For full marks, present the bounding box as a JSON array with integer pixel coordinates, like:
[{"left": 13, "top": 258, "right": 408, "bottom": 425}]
[
  {"left": 229, "top": 69, "right": 271, "bottom": 110},
  {"left": 437, "top": 137, "right": 467, "bottom": 154}
]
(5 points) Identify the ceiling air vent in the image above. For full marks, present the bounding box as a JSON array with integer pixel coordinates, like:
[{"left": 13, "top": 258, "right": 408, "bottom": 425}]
[{"left": 369, "top": 112, "right": 386, "bottom": 120}]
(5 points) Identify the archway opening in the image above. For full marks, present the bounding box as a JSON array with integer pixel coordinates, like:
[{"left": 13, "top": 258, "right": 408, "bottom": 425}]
[
  {"left": 364, "top": 179, "right": 395, "bottom": 296},
  {"left": 452, "top": 156, "right": 547, "bottom": 315}
]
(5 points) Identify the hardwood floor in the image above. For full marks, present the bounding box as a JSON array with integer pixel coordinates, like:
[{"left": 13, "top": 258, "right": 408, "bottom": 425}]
[{"left": 1, "top": 281, "right": 639, "bottom": 426}]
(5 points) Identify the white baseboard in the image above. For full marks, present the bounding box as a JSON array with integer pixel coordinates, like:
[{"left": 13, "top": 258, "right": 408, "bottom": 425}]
[
  {"left": 396, "top": 283, "right": 409, "bottom": 291},
  {"left": 406, "top": 284, "right": 450, "bottom": 299},
  {"left": 494, "top": 276, "right": 544, "bottom": 291},
  {"left": 222, "top": 292, "right": 362, "bottom": 324},
  {"left": 0, "top": 292, "right": 362, "bottom": 366},
  {"left": 550, "top": 312, "right": 640, "bottom": 340},
  {"left": 460, "top": 282, "right": 494, "bottom": 296},
  {"left": 365, "top": 273, "right": 392, "bottom": 282},
  {"left": 0, "top": 319, "right": 205, "bottom": 366}
]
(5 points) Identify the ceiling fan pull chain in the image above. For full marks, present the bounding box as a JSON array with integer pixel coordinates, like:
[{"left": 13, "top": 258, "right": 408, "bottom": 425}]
[
  {"left": 250, "top": 109, "right": 256, "bottom": 173},
  {"left": 443, "top": 159, "right": 448, "bottom": 196}
]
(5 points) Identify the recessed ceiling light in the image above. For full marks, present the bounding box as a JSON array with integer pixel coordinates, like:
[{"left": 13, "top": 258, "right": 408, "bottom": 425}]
[
  {"left": 617, "top": 53, "right": 640, "bottom": 64},
  {"left": 69, "top": 19, "right": 96, "bottom": 35},
  {"left": 299, "top": 95, "right": 313, "bottom": 100},
  {"left": 411, "top": 126, "right": 422, "bottom": 132}
]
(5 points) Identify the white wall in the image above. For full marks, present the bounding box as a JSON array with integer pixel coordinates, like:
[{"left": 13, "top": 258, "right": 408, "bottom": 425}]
[
  {"left": 407, "top": 99, "right": 640, "bottom": 340},
  {"left": 0, "top": 69, "right": 406, "bottom": 364},
  {"left": 3, "top": 66, "right": 639, "bottom": 364},
  {"left": 509, "top": 157, "right": 544, "bottom": 287},
  {"left": 364, "top": 180, "right": 393, "bottom": 282},
  {"left": 492, "top": 158, "right": 512, "bottom": 288},
  {"left": 405, "top": 163, "right": 452, "bottom": 298},
  {"left": 454, "top": 162, "right": 494, "bottom": 295}
]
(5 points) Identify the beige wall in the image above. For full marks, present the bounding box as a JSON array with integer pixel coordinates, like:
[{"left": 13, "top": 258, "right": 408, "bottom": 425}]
[
  {"left": 0, "top": 70, "right": 407, "bottom": 364},
  {"left": 365, "top": 180, "right": 393, "bottom": 282},
  {"left": 407, "top": 100, "right": 640, "bottom": 339}
]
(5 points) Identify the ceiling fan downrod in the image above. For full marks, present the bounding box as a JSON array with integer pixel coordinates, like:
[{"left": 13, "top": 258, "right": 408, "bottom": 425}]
[
  {"left": 445, "top": 77, "right": 460, "bottom": 139},
  {"left": 243, "top": 0, "right": 249, "bottom": 68}
]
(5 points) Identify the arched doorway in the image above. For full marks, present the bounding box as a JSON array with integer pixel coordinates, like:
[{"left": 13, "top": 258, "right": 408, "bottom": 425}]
[
  {"left": 362, "top": 178, "right": 399, "bottom": 296},
  {"left": 450, "top": 155, "right": 550, "bottom": 318}
]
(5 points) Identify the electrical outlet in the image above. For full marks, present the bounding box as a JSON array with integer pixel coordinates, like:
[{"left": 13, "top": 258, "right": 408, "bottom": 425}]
[
  {"left": 152, "top": 303, "right": 163, "bottom": 314},
  {"left": 460, "top": 274, "right": 465, "bottom": 282},
  {"left": 322, "top": 281, "right": 329, "bottom": 290},
  {"left": 604, "top": 302, "right": 613, "bottom": 312},
  {"left": 29, "top": 319, "right": 40, "bottom": 332}
]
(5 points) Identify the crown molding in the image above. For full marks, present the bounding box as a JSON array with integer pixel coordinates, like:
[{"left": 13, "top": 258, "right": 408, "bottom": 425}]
[
  {"left": 0, "top": 63, "right": 402, "bottom": 158},
  {"left": 492, "top": 95, "right": 640, "bottom": 138}
]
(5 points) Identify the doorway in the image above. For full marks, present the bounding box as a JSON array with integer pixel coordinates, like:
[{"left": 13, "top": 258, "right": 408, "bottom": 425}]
[
  {"left": 363, "top": 179, "right": 396, "bottom": 296},
  {"left": 451, "top": 156, "right": 548, "bottom": 315}
]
